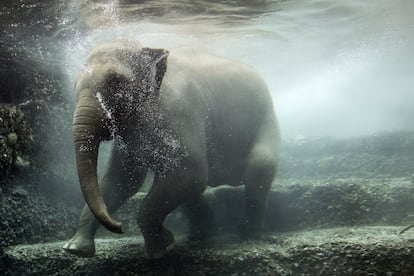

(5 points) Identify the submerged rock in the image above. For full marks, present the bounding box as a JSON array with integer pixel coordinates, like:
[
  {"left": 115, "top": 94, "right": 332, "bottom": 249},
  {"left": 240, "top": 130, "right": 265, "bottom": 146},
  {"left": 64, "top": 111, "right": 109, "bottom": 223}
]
[
  {"left": 11, "top": 186, "right": 28, "bottom": 198},
  {"left": 13, "top": 156, "right": 30, "bottom": 169},
  {"left": 0, "top": 106, "right": 32, "bottom": 180},
  {"left": 7, "top": 132, "right": 18, "bottom": 146}
]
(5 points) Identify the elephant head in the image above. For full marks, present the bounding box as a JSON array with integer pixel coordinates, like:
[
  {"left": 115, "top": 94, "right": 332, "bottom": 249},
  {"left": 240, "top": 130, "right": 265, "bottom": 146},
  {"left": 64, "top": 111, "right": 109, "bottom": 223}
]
[{"left": 73, "top": 40, "right": 169, "bottom": 233}]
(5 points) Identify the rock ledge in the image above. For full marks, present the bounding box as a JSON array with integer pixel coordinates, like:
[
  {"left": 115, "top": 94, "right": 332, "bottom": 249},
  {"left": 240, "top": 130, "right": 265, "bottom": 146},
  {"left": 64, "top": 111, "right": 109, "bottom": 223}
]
[{"left": 3, "top": 226, "right": 414, "bottom": 275}]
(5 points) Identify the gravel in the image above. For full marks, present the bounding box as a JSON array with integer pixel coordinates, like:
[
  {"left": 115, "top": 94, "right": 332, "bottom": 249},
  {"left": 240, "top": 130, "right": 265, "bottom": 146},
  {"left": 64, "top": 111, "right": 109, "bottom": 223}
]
[{"left": 3, "top": 226, "right": 414, "bottom": 275}]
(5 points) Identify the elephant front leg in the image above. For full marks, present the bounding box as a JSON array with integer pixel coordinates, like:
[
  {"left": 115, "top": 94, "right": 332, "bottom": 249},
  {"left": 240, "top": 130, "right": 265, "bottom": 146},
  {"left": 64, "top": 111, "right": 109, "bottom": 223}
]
[
  {"left": 64, "top": 174, "right": 144, "bottom": 256},
  {"left": 137, "top": 163, "right": 207, "bottom": 259},
  {"left": 62, "top": 204, "right": 100, "bottom": 257},
  {"left": 63, "top": 151, "right": 147, "bottom": 257}
]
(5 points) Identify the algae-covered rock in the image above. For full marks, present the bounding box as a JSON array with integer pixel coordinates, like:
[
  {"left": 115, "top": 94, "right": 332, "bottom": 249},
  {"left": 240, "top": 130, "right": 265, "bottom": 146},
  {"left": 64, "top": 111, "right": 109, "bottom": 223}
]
[
  {"left": 0, "top": 105, "right": 32, "bottom": 180},
  {"left": 7, "top": 132, "right": 18, "bottom": 146}
]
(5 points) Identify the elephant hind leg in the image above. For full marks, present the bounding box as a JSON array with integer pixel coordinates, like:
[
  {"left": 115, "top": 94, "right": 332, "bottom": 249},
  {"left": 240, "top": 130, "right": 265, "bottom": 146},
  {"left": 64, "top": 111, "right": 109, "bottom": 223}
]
[{"left": 239, "top": 143, "right": 278, "bottom": 238}]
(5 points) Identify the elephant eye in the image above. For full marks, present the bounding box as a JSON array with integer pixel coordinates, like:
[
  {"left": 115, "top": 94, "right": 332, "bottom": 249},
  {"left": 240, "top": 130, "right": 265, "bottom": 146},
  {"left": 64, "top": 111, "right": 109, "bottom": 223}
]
[{"left": 106, "top": 74, "right": 126, "bottom": 89}]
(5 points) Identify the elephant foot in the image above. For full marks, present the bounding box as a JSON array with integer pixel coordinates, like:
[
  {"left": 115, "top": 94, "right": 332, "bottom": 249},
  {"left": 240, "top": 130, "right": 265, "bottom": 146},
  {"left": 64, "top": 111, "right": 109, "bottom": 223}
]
[
  {"left": 62, "top": 235, "right": 95, "bottom": 257},
  {"left": 144, "top": 228, "right": 175, "bottom": 259}
]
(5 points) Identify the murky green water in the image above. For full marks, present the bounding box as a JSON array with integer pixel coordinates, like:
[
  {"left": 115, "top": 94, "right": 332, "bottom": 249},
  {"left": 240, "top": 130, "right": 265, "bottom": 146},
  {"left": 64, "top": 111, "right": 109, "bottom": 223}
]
[{"left": 2, "top": 1, "right": 414, "bottom": 275}]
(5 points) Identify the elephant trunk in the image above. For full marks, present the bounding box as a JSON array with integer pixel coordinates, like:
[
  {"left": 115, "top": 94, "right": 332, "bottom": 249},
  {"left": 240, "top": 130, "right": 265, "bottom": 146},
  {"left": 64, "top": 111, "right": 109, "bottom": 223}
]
[{"left": 73, "top": 91, "right": 123, "bottom": 234}]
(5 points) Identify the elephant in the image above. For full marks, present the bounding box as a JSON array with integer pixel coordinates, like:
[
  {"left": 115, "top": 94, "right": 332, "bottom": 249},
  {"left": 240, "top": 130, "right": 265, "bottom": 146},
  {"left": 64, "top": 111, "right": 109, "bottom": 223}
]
[{"left": 63, "top": 39, "right": 280, "bottom": 258}]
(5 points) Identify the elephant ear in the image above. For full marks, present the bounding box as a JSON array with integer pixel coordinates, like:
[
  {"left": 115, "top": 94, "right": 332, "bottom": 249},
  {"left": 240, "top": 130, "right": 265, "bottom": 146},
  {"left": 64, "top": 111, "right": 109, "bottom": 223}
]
[
  {"left": 135, "top": 47, "right": 169, "bottom": 98},
  {"left": 99, "top": 47, "right": 169, "bottom": 119},
  {"left": 147, "top": 48, "right": 169, "bottom": 92}
]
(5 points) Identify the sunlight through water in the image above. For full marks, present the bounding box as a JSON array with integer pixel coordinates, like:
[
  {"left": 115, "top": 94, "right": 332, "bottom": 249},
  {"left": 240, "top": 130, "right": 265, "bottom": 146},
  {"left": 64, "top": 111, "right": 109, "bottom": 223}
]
[{"left": 61, "top": 0, "right": 414, "bottom": 138}]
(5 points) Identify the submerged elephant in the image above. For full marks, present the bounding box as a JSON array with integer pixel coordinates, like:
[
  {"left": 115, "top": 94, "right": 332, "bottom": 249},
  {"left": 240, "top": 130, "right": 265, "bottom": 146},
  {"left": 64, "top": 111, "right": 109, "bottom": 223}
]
[{"left": 63, "top": 39, "right": 281, "bottom": 258}]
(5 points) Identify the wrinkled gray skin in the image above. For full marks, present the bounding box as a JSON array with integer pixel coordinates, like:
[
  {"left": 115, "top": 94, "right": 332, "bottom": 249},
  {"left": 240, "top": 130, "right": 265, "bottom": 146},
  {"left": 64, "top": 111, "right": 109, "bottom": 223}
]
[{"left": 63, "top": 39, "right": 280, "bottom": 258}]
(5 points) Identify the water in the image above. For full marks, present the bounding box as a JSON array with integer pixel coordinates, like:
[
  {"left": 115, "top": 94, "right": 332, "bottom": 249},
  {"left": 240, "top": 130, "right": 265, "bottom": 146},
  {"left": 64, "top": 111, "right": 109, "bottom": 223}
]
[
  {"left": 60, "top": 0, "right": 414, "bottom": 138},
  {"left": 3, "top": 0, "right": 413, "bottom": 137},
  {"left": 2, "top": 1, "right": 414, "bottom": 274}
]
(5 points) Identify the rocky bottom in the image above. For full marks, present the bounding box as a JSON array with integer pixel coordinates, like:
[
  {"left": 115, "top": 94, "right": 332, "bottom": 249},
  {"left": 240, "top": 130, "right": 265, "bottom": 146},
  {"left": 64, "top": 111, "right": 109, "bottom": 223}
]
[{"left": 3, "top": 226, "right": 414, "bottom": 275}]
